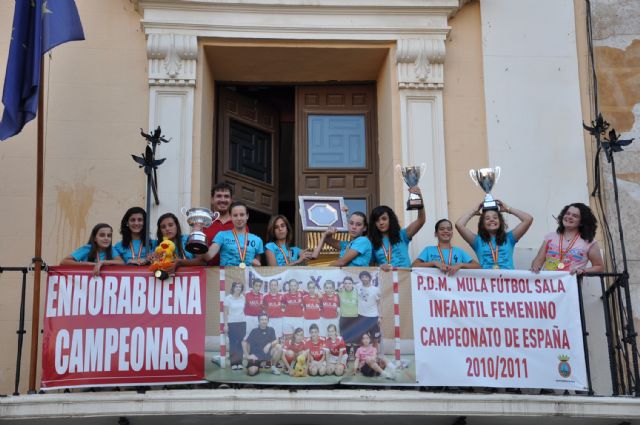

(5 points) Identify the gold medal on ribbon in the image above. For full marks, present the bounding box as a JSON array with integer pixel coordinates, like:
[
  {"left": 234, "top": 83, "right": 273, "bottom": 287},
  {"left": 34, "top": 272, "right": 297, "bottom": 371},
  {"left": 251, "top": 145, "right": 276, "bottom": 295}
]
[
  {"left": 232, "top": 229, "right": 249, "bottom": 268},
  {"left": 488, "top": 239, "right": 499, "bottom": 270},
  {"left": 557, "top": 233, "right": 579, "bottom": 272}
]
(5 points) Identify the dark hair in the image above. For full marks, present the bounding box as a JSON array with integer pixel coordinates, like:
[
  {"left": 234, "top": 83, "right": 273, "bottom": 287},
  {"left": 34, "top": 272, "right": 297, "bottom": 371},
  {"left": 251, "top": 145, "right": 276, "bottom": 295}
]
[
  {"left": 156, "top": 212, "right": 186, "bottom": 259},
  {"left": 258, "top": 312, "right": 269, "bottom": 321},
  {"left": 478, "top": 210, "right": 508, "bottom": 245},
  {"left": 349, "top": 211, "right": 368, "bottom": 236},
  {"left": 309, "top": 323, "right": 319, "bottom": 333},
  {"left": 342, "top": 276, "right": 354, "bottom": 285},
  {"left": 229, "top": 201, "right": 248, "bottom": 215},
  {"left": 434, "top": 218, "right": 452, "bottom": 233},
  {"left": 324, "top": 280, "right": 336, "bottom": 289},
  {"left": 230, "top": 281, "right": 244, "bottom": 294},
  {"left": 361, "top": 332, "right": 372, "bottom": 342},
  {"left": 86, "top": 223, "right": 114, "bottom": 262},
  {"left": 120, "top": 207, "right": 147, "bottom": 247},
  {"left": 211, "top": 182, "right": 233, "bottom": 197},
  {"left": 266, "top": 214, "right": 293, "bottom": 245},
  {"left": 359, "top": 270, "right": 371, "bottom": 280},
  {"left": 369, "top": 205, "right": 401, "bottom": 250},
  {"left": 557, "top": 203, "right": 598, "bottom": 242},
  {"left": 291, "top": 327, "right": 304, "bottom": 343}
]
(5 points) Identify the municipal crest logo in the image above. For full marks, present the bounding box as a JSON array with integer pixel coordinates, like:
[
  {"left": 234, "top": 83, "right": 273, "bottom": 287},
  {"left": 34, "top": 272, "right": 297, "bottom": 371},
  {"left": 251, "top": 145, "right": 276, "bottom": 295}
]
[{"left": 557, "top": 354, "right": 571, "bottom": 378}]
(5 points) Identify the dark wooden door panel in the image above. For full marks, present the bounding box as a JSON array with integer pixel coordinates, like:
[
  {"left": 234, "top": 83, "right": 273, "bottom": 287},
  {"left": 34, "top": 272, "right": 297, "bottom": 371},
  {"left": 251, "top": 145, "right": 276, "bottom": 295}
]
[
  {"left": 218, "top": 88, "right": 278, "bottom": 215},
  {"left": 295, "top": 85, "right": 378, "bottom": 248}
]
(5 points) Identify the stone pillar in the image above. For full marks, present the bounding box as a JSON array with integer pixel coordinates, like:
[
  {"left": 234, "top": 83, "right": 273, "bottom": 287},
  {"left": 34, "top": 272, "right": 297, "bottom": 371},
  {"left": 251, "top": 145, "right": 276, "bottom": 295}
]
[
  {"left": 146, "top": 33, "right": 197, "bottom": 232},
  {"left": 396, "top": 38, "right": 449, "bottom": 259}
]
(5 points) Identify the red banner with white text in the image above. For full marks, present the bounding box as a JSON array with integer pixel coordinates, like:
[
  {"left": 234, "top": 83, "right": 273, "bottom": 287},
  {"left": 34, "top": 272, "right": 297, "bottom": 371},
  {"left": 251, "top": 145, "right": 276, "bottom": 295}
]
[{"left": 41, "top": 266, "right": 207, "bottom": 389}]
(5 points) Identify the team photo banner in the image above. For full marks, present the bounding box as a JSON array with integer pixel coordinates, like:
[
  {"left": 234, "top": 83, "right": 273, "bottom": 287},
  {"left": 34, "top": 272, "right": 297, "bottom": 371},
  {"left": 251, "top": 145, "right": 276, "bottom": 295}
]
[
  {"left": 41, "top": 266, "right": 207, "bottom": 389},
  {"left": 206, "top": 267, "right": 415, "bottom": 386},
  {"left": 411, "top": 268, "right": 588, "bottom": 390}
]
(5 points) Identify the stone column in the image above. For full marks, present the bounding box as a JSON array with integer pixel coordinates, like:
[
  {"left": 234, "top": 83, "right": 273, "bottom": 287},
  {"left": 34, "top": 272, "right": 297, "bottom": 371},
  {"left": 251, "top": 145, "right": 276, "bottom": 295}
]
[
  {"left": 396, "top": 38, "right": 449, "bottom": 259},
  {"left": 146, "top": 33, "right": 197, "bottom": 231}
]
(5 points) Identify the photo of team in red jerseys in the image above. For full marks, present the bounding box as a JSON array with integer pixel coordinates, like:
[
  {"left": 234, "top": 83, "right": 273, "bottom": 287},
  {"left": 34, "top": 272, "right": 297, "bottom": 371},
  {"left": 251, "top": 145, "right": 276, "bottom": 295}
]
[{"left": 207, "top": 268, "right": 413, "bottom": 384}]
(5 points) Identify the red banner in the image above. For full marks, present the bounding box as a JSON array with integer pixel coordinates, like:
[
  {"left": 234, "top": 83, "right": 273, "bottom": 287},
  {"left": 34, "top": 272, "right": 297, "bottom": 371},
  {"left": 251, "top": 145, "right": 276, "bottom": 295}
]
[{"left": 41, "top": 266, "right": 207, "bottom": 389}]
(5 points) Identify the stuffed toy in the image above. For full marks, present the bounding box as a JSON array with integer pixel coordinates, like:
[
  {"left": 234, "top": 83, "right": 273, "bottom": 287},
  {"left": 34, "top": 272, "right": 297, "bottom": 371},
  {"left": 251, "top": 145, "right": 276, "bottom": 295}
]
[
  {"left": 149, "top": 237, "right": 176, "bottom": 280},
  {"left": 293, "top": 354, "right": 307, "bottom": 377}
]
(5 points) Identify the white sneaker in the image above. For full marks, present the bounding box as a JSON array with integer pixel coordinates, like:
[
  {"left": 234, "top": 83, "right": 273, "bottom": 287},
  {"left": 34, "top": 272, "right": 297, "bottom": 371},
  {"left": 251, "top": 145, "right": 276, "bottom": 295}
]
[
  {"left": 382, "top": 371, "right": 395, "bottom": 380},
  {"left": 271, "top": 366, "right": 281, "bottom": 375}
]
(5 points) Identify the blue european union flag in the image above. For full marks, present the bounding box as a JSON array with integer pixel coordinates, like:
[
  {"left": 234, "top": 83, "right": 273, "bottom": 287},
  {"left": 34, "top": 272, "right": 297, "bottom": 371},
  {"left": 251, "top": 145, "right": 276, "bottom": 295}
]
[{"left": 0, "top": 0, "right": 84, "bottom": 141}]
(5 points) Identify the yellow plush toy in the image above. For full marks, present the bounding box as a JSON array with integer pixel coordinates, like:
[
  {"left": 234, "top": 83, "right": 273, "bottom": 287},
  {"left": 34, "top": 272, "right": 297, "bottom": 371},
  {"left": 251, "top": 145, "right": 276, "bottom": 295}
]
[
  {"left": 149, "top": 237, "right": 176, "bottom": 280},
  {"left": 293, "top": 354, "right": 307, "bottom": 377}
]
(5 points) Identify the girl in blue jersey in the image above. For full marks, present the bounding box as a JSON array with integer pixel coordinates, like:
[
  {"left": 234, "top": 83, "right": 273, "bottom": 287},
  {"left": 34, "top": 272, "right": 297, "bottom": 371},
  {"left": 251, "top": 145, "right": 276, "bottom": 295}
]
[
  {"left": 265, "top": 214, "right": 312, "bottom": 266},
  {"left": 314, "top": 212, "right": 372, "bottom": 267},
  {"left": 455, "top": 201, "right": 533, "bottom": 269},
  {"left": 369, "top": 197, "right": 425, "bottom": 270},
  {"left": 114, "top": 207, "right": 150, "bottom": 265},
  {"left": 153, "top": 213, "right": 203, "bottom": 273},
  {"left": 61, "top": 223, "right": 123, "bottom": 275},
  {"left": 203, "top": 202, "right": 264, "bottom": 267},
  {"left": 412, "top": 218, "right": 480, "bottom": 275}
]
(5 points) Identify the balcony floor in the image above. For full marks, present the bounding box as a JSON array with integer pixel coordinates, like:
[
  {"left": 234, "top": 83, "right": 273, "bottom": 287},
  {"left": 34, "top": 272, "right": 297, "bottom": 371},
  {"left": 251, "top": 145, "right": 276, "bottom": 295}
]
[{"left": 2, "top": 388, "right": 640, "bottom": 424}]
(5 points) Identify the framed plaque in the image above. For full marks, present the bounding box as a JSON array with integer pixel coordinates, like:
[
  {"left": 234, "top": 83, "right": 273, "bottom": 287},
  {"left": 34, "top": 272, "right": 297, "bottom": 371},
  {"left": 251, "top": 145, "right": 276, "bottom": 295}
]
[{"left": 298, "top": 196, "right": 348, "bottom": 231}]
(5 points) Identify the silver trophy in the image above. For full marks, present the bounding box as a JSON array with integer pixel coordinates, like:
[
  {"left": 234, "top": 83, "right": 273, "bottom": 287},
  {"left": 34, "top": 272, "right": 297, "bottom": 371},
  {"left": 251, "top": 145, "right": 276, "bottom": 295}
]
[
  {"left": 181, "top": 207, "right": 220, "bottom": 254},
  {"left": 469, "top": 166, "right": 501, "bottom": 211},
  {"left": 396, "top": 163, "right": 426, "bottom": 210}
]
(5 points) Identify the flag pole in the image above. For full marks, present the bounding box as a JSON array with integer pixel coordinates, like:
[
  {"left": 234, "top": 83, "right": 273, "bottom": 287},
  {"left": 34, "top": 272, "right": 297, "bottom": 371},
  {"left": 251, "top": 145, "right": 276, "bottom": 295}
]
[{"left": 28, "top": 59, "right": 45, "bottom": 393}]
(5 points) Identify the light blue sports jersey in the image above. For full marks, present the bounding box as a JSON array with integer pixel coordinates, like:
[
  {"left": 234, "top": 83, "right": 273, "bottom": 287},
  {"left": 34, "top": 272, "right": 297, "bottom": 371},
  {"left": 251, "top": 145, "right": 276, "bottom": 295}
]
[
  {"left": 71, "top": 244, "right": 118, "bottom": 262},
  {"left": 472, "top": 230, "right": 517, "bottom": 269},
  {"left": 265, "top": 242, "right": 301, "bottom": 266},
  {"left": 416, "top": 245, "right": 474, "bottom": 265},
  {"left": 339, "top": 236, "right": 372, "bottom": 267},
  {"left": 214, "top": 230, "right": 264, "bottom": 266},
  {"left": 114, "top": 239, "right": 150, "bottom": 264},
  {"left": 372, "top": 228, "right": 412, "bottom": 267}
]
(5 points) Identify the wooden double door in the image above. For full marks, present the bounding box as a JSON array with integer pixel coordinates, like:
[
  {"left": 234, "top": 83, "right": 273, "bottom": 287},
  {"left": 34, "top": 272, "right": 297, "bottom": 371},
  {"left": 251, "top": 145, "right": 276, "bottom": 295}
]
[{"left": 216, "top": 84, "right": 378, "bottom": 246}]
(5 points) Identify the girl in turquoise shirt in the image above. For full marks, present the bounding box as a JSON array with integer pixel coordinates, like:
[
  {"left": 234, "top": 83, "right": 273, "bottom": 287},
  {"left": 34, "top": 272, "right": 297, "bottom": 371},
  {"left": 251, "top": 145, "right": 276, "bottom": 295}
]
[
  {"left": 61, "top": 223, "right": 123, "bottom": 275},
  {"left": 314, "top": 212, "right": 372, "bottom": 267},
  {"left": 114, "top": 206, "right": 150, "bottom": 265},
  {"left": 265, "top": 214, "right": 312, "bottom": 266},
  {"left": 203, "top": 202, "right": 264, "bottom": 267}
]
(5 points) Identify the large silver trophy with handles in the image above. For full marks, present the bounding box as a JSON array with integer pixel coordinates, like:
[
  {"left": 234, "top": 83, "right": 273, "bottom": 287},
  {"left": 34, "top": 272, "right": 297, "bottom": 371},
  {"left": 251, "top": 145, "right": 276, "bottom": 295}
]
[
  {"left": 181, "top": 207, "right": 220, "bottom": 254},
  {"left": 469, "top": 167, "right": 501, "bottom": 211},
  {"left": 396, "top": 163, "right": 426, "bottom": 210}
]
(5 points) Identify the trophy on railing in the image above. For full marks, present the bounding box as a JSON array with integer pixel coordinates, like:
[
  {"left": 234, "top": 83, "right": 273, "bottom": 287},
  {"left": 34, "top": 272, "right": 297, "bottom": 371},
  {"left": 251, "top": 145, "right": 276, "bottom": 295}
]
[
  {"left": 181, "top": 207, "right": 220, "bottom": 254},
  {"left": 396, "top": 163, "right": 426, "bottom": 210},
  {"left": 469, "top": 166, "right": 501, "bottom": 211}
]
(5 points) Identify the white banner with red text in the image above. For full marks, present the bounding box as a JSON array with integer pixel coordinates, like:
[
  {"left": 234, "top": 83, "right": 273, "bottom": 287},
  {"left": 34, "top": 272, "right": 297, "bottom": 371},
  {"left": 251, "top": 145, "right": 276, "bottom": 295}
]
[
  {"left": 411, "top": 268, "right": 588, "bottom": 390},
  {"left": 41, "top": 266, "right": 207, "bottom": 390}
]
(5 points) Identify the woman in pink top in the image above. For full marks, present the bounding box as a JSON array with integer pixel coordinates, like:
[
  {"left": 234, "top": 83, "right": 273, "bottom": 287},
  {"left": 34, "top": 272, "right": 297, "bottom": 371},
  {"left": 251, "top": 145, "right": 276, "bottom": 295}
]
[
  {"left": 530, "top": 203, "right": 604, "bottom": 275},
  {"left": 353, "top": 333, "right": 393, "bottom": 379}
]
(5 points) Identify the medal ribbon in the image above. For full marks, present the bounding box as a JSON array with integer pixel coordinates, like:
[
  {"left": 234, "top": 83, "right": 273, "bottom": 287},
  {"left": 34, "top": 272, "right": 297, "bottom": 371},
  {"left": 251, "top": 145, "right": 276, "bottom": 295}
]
[
  {"left": 437, "top": 244, "right": 453, "bottom": 266},
  {"left": 129, "top": 241, "right": 143, "bottom": 262},
  {"left": 232, "top": 229, "right": 249, "bottom": 264},
  {"left": 276, "top": 242, "right": 291, "bottom": 265},
  {"left": 558, "top": 233, "right": 580, "bottom": 264},
  {"left": 488, "top": 239, "right": 499, "bottom": 267},
  {"left": 381, "top": 239, "right": 392, "bottom": 264}
]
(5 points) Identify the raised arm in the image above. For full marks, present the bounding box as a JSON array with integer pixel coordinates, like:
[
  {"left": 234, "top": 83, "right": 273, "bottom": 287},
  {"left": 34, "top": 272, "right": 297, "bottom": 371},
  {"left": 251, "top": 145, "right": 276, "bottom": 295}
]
[
  {"left": 498, "top": 201, "right": 533, "bottom": 241},
  {"left": 311, "top": 227, "right": 341, "bottom": 259},
  {"left": 405, "top": 187, "right": 426, "bottom": 239},
  {"left": 455, "top": 204, "right": 482, "bottom": 246}
]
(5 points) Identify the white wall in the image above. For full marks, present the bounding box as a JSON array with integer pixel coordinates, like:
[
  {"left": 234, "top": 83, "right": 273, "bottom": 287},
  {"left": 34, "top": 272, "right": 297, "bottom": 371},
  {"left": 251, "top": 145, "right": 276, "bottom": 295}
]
[{"left": 480, "top": 0, "right": 589, "bottom": 268}]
